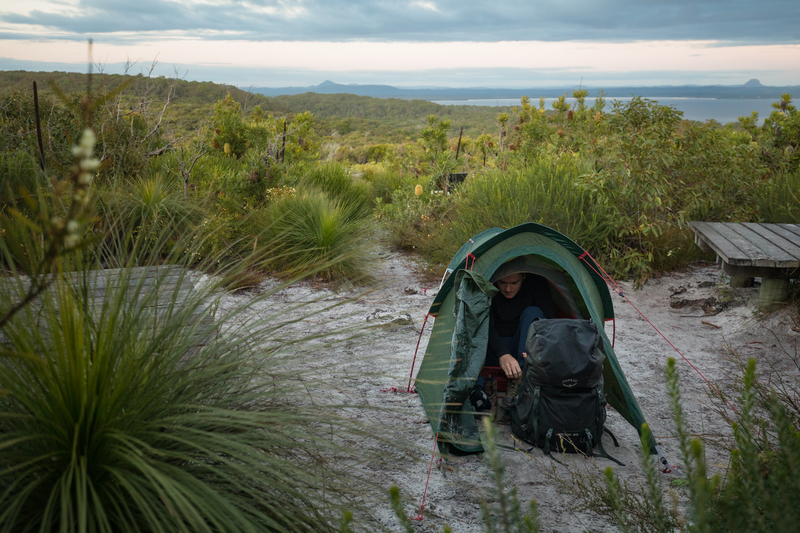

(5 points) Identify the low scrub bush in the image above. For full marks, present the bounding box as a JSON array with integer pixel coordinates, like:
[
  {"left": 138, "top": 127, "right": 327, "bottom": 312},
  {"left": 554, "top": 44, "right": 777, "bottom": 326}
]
[
  {"left": 381, "top": 158, "right": 610, "bottom": 269},
  {"left": 365, "top": 166, "right": 405, "bottom": 205},
  {"left": 0, "top": 150, "right": 44, "bottom": 206},
  {"left": 376, "top": 174, "right": 453, "bottom": 257},
  {"left": 560, "top": 355, "right": 800, "bottom": 532},
  {"left": 255, "top": 191, "right": 373, "bottom": 281},
  {"left": 298, "top": 163, "right": 373, "bottom": 219},
  {"left": 439, "top": 157, "right": 606, "bottom": 260},
  {"left": 757, "top": 168, "right": 800, "bottom": 222},
  {"left": 96, "top": 175, "right": 207, "bottom": 264}
]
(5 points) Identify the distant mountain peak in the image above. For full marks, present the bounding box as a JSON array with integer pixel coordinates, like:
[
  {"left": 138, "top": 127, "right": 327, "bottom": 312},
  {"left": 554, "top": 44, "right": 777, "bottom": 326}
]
[
  {"left": 743, "top": 79, "right": 763, "bottom": 87},
  {"left": 317, "top": 80, "right": 339, "bottom": 87}
]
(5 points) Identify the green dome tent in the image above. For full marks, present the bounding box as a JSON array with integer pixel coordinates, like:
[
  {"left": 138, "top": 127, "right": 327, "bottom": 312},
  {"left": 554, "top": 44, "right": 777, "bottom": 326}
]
[{"left": 414, "top": 223, "right": 655, "bottom": 456}]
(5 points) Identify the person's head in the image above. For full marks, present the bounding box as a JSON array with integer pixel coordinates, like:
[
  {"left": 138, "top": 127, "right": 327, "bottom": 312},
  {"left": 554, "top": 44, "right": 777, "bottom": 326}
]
[{"left": 496, "top": 273, "right": 526, "bottom": 299}]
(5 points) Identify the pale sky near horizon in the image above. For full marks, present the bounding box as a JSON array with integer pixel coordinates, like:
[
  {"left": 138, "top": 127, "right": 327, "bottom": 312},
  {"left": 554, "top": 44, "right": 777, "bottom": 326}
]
[{"left": 1, "top": 0, "right": 799, "bottom": 88}]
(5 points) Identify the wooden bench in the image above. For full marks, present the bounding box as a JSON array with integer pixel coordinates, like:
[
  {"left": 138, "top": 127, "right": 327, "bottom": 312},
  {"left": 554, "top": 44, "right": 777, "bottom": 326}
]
[{"left": 688, "top": 222, "right": 800, "bottom": 309}]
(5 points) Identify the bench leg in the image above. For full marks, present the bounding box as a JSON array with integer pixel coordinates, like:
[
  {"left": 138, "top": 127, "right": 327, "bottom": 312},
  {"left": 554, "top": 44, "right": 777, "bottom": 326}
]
[
  {"left": 730, "top": 276, "right": 754, "bottom": 288},
  {"left": 759, "top": 278, "right": 790, "bottom": 311}
]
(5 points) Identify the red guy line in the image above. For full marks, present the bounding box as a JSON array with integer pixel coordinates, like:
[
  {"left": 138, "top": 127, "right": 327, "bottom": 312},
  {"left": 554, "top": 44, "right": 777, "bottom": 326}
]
[
  {"left": 410, "top": 432, "right": 439, "bottom": 521},
  {"left": 578, "top": 252, "right": 742, "bottom": 418}
]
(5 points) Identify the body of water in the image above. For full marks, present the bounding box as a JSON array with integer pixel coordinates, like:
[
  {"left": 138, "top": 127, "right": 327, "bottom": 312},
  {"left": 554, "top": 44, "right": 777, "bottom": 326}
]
[{"left": 432, "top": 97, "right": 778, "bottom": 125}]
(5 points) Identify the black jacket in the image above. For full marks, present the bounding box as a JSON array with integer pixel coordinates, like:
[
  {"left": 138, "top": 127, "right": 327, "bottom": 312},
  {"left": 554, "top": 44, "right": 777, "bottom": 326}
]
[{"left": 487, "top": 275, "right": 554, "bottom": 359}]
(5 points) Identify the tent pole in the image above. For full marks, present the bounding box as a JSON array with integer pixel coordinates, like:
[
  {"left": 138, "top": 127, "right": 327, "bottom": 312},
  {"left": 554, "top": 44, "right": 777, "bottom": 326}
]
[{"left": 407, "top": 313, "right": 430, "bottom": 393}]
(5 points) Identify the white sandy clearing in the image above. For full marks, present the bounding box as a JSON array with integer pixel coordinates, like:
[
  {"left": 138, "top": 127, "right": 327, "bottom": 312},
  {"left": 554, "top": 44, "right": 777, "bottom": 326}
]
[{"left": 212, "top": 249, "right": 800, "bottom": 533}]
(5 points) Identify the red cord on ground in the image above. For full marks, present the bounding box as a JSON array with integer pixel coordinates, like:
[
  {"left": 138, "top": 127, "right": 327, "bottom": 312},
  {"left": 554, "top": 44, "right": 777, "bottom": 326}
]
[
  {"left": 380, "top": 387, "right": 418, "bottom": 394},
  {"left": 578, "top": 252, "right": 745, "bottom": 420},
  {"left": 410, "top": 432, "right": 439, "bottom": 521}
]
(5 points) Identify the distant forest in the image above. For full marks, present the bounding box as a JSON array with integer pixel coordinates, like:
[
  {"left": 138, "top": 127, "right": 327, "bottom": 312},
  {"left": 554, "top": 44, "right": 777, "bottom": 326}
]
[{"left": 0, "top": 70, "right": 510, "bottom": 145}]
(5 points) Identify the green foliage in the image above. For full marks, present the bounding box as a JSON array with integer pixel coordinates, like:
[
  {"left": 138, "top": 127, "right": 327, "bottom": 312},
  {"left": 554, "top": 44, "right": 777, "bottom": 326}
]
[
  {"left": 255, "top": 192, "right": 373, "bottom": 281},
  {"left": 765, "top": 93, "right": 800, "bottom": 169},
  {"left": 0, "top": 204, "right": 47, "bottom": 274},
  {"left": 390, "top": 157, "right": 604, "bottom": 267},
  {"left": 566, "top": 354, "right": 800, "bottom": 533},
  {"left": 376, "top": 174, "right": 451, "bottom": 255},
  {"left": 576, "top": 97, "right": 767, "bottom": 280},
  {"left": 298, "top": 163, "right": 373, "bottom": 218},
  {"left": 0, "top": 240, "right": 383, "bottom": 532},
  {"left": 365, "top": 166, "right": 405, "bottom": 204},
  {"left": 0, "top": 150, "right": 44, "bottom": 206},
  {"left": 480, "top": 418, "right": 541, "bottom": 533},
  {"left": 551, "top": 95, "right": 571, "bottom": 116},
  {"left": 4, "top": 70, "right": 799, "bottom": 283},
  {"left": 247, "top": 110, "right": 319, "bottom": 189},
  {"left": 1, "top": 74, "right": 177, "bottom": 184},
  {"left": 758, "top": 168, "right": 800, "bottom": 223},
  {"left": 96, "top": 174, "right": 207, "bottom": 263},
  {"left": 0, "top": 89, "right": 82, "bottom": 174},
  {"left": 416, "top": 115, "right": 458, "bottom": 185},
  {"left": 381, "top": 95, "right": 784, "bottom": 282},
  {"left": 212, "top": 93, "right": 248, "bottom": 157}
]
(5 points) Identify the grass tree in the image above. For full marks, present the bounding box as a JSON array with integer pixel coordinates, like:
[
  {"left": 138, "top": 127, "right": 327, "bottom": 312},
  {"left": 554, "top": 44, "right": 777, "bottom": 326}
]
[{"left": 0, "top": 126, "right": 388, "bottom": 532}]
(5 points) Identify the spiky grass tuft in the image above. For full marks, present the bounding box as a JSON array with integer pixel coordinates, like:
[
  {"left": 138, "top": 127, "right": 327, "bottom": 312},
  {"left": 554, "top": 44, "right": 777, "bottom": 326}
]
[{"left": 0, "top": 214, "right": 385, "bottom": 532}]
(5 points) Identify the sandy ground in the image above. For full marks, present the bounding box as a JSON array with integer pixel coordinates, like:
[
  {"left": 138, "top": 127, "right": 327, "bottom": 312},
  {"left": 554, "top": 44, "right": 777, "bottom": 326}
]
[{"left": 215, "top": 249, "right": 800, "bottom": 533}]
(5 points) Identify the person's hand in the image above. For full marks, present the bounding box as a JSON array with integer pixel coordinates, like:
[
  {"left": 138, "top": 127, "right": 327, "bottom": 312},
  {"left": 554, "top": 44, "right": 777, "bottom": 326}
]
[{"left": 499, "top": 353, "right": 522, "bottom": 379}]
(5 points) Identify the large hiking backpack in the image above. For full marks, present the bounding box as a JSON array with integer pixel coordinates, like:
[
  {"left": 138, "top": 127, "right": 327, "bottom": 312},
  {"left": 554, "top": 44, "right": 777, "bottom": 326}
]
[{"left": 510, "top": 319, "right": 620, "bottom": 460}]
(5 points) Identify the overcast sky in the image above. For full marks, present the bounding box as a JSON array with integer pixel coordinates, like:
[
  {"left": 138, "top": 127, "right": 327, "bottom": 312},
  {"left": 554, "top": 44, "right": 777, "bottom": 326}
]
[{"left": 1, "top": 0, "right": 799, "bottom": 87}]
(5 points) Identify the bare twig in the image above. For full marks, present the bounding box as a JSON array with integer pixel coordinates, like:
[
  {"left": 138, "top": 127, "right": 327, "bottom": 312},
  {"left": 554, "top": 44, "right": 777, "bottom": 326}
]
[
  {"left": 33, "top": 81, "right": 46, "bottom": 171},
  {"left": 175, "top": 113, "right": 213, "bottom": 200}
]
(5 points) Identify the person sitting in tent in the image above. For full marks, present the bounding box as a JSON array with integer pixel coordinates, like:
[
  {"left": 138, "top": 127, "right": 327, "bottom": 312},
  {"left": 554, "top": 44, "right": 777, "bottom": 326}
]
[{"left": 471, "top": 272, "right": 555, "bottom": 417}]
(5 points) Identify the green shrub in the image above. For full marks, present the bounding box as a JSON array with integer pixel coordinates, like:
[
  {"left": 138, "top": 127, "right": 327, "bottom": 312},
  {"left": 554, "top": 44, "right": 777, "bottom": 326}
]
[
  {"left": 298, "top": 163, "right": 373, "bottom": 220},
  {"left": 563, "top": 356, "right": 800, "bottom": 533},
  {"left": 0, "top": 150, "right": 44, "bottom": 206},
  {"left": 417, "top": 157, "right": 608, "bottom": 267},
  {"left": 0, "top": 218, "right": 384, "bottom": 532},
  {"left": 96, "top": 175, "right": 206, "bottom": 264},
  {"left": 0, "top": 203, "right": 46, "bottom": 273},
  {"left": 376, "top": 173, "right": 454, "bottom": 258},
  {"left": 758, "top": 168, "right": 800, "bottom": 222},
  {"left": 256, "top": 191, "right": 373, "bottom": 281},
  {"left": 367, "top": 167, "right": 406, "bottom": 205},
  {"left": 211, "top": 93, "right": 248, "bottom": 157}
]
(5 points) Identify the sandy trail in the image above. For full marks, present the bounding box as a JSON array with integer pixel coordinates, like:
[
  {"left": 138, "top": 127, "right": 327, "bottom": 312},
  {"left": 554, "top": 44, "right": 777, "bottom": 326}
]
[{"left": 217, "top": 249, "right": 799, "bottom": 533}]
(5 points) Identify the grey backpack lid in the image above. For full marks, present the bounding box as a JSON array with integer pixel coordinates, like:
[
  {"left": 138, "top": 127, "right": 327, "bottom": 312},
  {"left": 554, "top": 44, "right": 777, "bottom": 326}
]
[{"left": 525, "top": 318, "right": 605, "bottom": 389}]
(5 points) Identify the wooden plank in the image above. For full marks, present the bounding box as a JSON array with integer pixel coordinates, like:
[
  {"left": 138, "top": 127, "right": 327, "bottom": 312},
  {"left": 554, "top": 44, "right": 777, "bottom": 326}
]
[
  {"left": 726, "top": 223, "right": 798, "bottom": 267},
  {"left": 745, "top": 223, "right": 800, "bottom": 262},
  {"left": 705, "top": 222, "right": 775, "bottom": 267},
  {"left": 63, "top": 273, "right": 190, "bottom": 291},
  {"left": 778, "top": 224, "right": 800, "bottom": 239},
  {"left": 723, "top": 263, "right": 796, "bottom": 280},
  {"left": 1, "top": 266, "right": 216, "bottom": 354},
  {"left": 688, "top": 221, "right": 751, "bottom": 266},
  {"left": 3, "top": 271, "right": 191, "bottom": 295}
]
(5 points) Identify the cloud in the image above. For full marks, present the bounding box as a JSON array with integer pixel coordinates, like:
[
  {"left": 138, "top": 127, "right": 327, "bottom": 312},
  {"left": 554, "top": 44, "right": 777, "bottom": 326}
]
[
  {"left": 1, "top": 0, "right": 798, "bottom": 44},
  {"left": 410, "top": 1, "right": 440, "bottom": 13}
]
